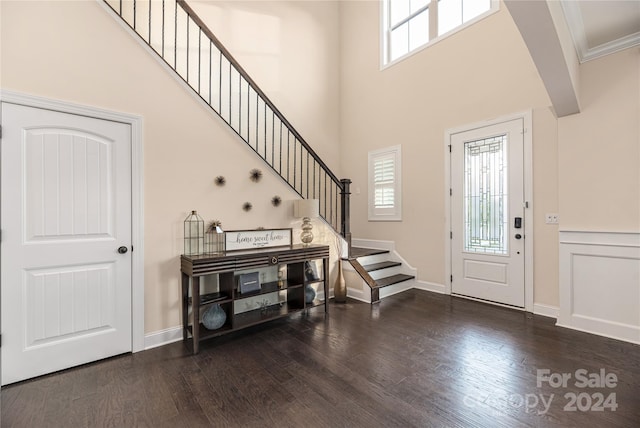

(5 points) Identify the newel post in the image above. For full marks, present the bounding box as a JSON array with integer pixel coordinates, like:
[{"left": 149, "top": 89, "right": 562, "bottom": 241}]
[{"left": 340, "top": 178, "right": 352, "bottom": 258}]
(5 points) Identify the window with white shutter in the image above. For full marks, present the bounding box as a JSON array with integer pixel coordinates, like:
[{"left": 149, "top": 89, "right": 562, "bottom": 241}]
[{"left": 368, "top": 145, "right": 402, "bottom": 221}]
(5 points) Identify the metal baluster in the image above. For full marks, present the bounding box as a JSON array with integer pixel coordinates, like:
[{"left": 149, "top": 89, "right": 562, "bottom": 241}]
[
  {"left": 330, "top": 181, "right": 333, "bottom": 229},
  {"left": 287, "top": 131, "right": 290, "bottom": 182},
  {"left": 162, "top": 0, "right": 165, "bottom": 57},
  {"left": 279, "top": 122, "right": 283, "bottom": 174},
  {"left": 208, "top": 42, "right": 212, "bottom": 105},
  {"left": 119, "top": 0, "right": 122, "bottom": 15},
  {"left": 239, "top": 74, "right": 242, "bottom": 135},
  {"left": 218, "top": 51, "right": 222, "bottom": 113},
  {"left": 198, "top": 28, "right": 201, "bottom": 94},
  {"left": 313, "top": 160, "right": 316, "bottom": 199},
  {"left": 244, "top": 82, "right": 249, "bottom": 145},
  {"left": 228, "top": 58, "right": 231, "bottom": 125},
  {"left": 133, "top": 0, "right": 136, "bottom": 29},
  {"left": 174, "top": 1, "right": 177, "bottom": 69},
  {"left": 271, "top": 112, "right": 275, "bottom": 167},
  {"left": 255, "top": 94, "right": 259, "bottom": 151},
  {"left": 263, "top": 102, "right": 267, "bottom": 159},
  {"left": 306, "top": 152, "right": 310, "bottom": 198},
  {"left": 148, "top": 0, "right": 152, "bottom": 44},
  {"left": 293, "top": 138, "right": 297, "bottom": 193},
  {"left": 324, "top": 172, "right": 328, "bottom": 220},
  {"left": 186, "top": 13, "right": 189, "bottom": 83}
]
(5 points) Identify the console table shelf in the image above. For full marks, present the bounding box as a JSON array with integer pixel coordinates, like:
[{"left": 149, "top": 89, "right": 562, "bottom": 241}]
[{"left": 181, "top": 244, "right": 330, "bottom": 353}]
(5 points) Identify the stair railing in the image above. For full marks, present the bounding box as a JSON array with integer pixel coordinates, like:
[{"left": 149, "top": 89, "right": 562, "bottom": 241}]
[{"left": 103, "top": 0, "right": 350, "bottom": 249}]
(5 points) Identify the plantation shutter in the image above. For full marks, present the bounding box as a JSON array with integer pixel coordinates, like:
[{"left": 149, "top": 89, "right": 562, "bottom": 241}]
[
  {"left": 368, "top": 145, "right": 402, "bottom": 221},
  {"left": 374, "top": 154, "right": 395, "bottom": 208}
]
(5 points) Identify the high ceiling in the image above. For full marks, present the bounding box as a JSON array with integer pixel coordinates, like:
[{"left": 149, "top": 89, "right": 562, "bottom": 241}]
[{"left": 561, "top": 0, "right": 640, "bottom": 62}]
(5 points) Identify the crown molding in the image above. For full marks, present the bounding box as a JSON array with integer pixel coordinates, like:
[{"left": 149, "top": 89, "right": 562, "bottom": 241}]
[{"left": 560, "top": 0, "right": 640, "bottom": 63}]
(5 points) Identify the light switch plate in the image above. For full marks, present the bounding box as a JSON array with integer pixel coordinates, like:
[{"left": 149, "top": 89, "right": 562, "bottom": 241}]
[{"left": 545, "top": 213, "right": 559, "bottom": 224}]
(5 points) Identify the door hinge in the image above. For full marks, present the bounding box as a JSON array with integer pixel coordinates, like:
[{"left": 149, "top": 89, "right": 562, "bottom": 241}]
[
  {"left": 0, "top": 125, "right": 3, "bottom": 139},
  {"left": 450, "top": 231, "right": 453, "bottom": 239},
  {"left": 450, "top": 275, "right": 453, "bottom": 283},
  {"left": 131, "top": 245, "right": 134, "bottom": 252},
  {"left": 450, "top": 188, "right": 452, "bottom": 196},
  {"left": 448, "top": 144, "right": 452, "bottom": 153}
]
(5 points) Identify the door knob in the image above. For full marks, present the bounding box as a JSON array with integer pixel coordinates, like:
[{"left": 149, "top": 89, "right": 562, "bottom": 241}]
[
  {"left": 515, "top": 234, "right": 522, "bottom": 240},
  {"left": 118, "top": 246, "right": 129, "bottom": 254}
]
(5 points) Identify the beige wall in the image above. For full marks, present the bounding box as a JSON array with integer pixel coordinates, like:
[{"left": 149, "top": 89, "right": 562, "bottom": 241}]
[
  {"left": 558, "top": 48, "right": 640, "bottom": 232},
  {"left": 339, "top": 0, "right": 562, "bottom": 305},
  {"left": 189, "top": 0, "right": 342, "bottom": 176},
  {"left": 2, "top": 0, "right": 637, "bottom": 330},
  {"left": 0, "top": 0, "right": 342, "bottom": 333}
]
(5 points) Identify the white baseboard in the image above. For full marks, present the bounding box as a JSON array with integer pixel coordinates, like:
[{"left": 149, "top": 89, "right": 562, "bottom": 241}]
[
  {"left": 556, "top": 320, "right": 640, "bottom": 346},
  {"left": 144, "top": 326, "right": 183, "bottom": 350},
  {"left": 414, "top": 280, "right": 446, "bottom": 294},
  {"left": 533, "top": 303, "right": 559, "bottom": 319}
]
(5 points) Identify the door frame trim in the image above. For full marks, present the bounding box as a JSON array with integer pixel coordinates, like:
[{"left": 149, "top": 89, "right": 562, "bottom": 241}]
[
  {"left": 0, "top": 89, "right": 145, "bottom": 352},
  {"left": 444, "top": 110, "right": 533, "bottom": 312}
]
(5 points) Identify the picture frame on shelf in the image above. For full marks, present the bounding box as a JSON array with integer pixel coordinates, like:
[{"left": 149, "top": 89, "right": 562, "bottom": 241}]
[
  {"left": 225, "top": 228, "right": 292, "bottom": 251},
  {"left": 238, "top": 272, "right": 261, "bottom": 294}
]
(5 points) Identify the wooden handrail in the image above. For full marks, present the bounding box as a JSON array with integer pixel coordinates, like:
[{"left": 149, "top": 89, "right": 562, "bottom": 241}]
[{"left": 177, "top": 0, "right": 344, "bottom": 189}]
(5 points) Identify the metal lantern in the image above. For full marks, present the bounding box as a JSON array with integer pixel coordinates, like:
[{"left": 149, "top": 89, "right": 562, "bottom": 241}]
[
  {"left": 205, "top": 223, "right": 225, "bottom": 255},
  {"left": 184, "top": 210, "right": 204, "bottom": 256}
]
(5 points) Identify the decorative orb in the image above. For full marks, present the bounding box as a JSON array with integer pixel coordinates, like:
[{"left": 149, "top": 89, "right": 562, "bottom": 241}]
[
  {"left": 305, "top": 284, "right": 316, "bottom": 304},
  {"left": 202, "top": 304, "right": 226, "bottom": 330}
]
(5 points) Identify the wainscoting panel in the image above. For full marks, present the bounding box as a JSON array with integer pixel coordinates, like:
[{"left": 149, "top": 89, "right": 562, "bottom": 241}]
[{"left": 558, "top": 231, "right": 640, "bottom": 344}]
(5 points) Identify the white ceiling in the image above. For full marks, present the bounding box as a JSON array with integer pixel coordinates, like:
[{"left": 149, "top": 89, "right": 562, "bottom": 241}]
[{"left": 561, "top": 0, "right": 640, "bottom": 63}]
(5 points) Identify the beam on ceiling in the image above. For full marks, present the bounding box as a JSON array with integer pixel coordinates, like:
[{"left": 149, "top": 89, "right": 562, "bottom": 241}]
[{"left": 505, "top": 0, "right": 581, "bottom": 117}]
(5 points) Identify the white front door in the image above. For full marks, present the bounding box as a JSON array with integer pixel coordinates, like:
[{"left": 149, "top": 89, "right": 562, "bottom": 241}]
[
  {"left": 1, "top": 103, "right": 133, "bottom": 385},
  {"left": 450, "top": 118, "right": 525, "bottom": 307}
]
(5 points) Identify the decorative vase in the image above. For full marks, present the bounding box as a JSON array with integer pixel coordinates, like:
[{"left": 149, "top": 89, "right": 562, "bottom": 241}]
[
  {"left": 334, "top": 259, "right": 347, "bottom": 303},
  {"left": 202, "top": 304, "right": 226, "bottom": 330},
  {"left": 305, "top": 284, "right": 316, "bottom": 304},
  {"left": 304, "top": 260, "right": 318, "bottom": 281}
]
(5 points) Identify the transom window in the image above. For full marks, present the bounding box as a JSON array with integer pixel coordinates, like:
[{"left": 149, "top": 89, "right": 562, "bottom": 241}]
[{"left": 382, "top": 0, "right": 497, "bottom": 66}]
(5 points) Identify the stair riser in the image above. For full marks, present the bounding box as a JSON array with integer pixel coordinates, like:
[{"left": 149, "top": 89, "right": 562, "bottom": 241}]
[
  {"left": 368, "top": 267, "right": 404, "bottom": 280},
  {"left": 379, "top": 279, "right": 415, "bottom": 300},
  {"left": 354, "top": 253, "right": 391, "bottom": 266}
]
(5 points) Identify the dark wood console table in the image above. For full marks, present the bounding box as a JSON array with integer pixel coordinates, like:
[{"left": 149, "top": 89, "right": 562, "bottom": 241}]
[{"left": 181, "top": 244, "right": 330, "bottom": 353}]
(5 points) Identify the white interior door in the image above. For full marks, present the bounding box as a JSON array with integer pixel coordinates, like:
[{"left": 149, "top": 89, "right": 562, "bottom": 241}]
[
  {"left": 1, "top": 103, "right": 132, "bottom": 385},
  {"left": 450, "top": 118, "right": 525, "bottom": 307}
]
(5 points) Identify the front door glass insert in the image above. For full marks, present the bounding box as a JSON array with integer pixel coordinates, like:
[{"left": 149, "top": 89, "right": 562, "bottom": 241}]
[{"left": 464, "top": 135, "right": 508, "bottom": 255}]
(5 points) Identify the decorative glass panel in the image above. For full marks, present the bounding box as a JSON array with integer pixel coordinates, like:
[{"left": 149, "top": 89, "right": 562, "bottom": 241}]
[{"left": 464, "top": 135, "right": 508, "bottom": 255}]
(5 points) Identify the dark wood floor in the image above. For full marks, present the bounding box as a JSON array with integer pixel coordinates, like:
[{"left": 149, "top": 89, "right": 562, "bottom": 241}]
[{"left": 2, "top": 289, "right": 639, "bottom": 427}]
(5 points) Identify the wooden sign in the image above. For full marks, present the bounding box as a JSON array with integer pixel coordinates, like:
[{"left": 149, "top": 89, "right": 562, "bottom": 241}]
[{"left": 225, "top": 229, "right": 292, "bottom": 251}]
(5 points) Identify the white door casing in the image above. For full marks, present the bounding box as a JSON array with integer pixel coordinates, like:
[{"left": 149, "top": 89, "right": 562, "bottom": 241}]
[
  {"left": 449, "top": 117, "right": 526, "bottom": 307},
  {"left": 1, "top": 102, "right": 134, "bottom": 385}
]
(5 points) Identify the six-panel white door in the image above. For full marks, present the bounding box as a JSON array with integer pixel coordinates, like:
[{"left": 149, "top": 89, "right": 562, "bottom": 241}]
[
  {"left": 450, "top": 119, "right": 525, "bottom": 307},
  {"left": 1, "top": 103, "right": 132, "bottom": 385}
]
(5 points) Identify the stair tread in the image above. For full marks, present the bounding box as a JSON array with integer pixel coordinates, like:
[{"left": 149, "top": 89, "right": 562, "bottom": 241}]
[
  {"left": 350, "top": 247, "right": 390, "bottom": 259},
  {"left": 362, "top": 261, "right": 402, "bottom": 272},
  {"left": 373, "top": 274, "right": 415, "bottom": 289}
]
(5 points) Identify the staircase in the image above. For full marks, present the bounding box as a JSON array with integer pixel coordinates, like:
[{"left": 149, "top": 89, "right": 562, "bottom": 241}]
[
  {"left": 102, "top": 0, "right": 351, "bottom": 248},
  {"left": 347, "top": 243, "right": 415, "bottom": 304}
]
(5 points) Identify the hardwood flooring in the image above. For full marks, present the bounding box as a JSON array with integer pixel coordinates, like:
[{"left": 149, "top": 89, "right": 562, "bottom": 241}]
[{"left": 2, "top": 289, "right": 639, "bottom": 427}]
